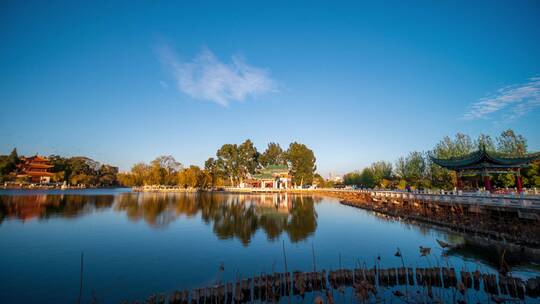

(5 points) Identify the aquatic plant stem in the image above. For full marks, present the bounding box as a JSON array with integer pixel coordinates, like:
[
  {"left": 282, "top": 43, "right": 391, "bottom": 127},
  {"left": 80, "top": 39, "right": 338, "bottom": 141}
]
[
  {"left": 312, "top": 242, "right": 317, "bottom": 273},
  {"left": 282, "top": 240, "right": 290, "bottom": 304},
  {"left": 78, "top": 252, "right": 84, "bottom": 304}
]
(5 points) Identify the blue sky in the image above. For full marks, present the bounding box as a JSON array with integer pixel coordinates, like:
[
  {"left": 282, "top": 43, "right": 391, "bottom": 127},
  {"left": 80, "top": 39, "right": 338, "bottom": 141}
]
[{"left": 1, "top": 1, "right": 539, "bottom": 175}]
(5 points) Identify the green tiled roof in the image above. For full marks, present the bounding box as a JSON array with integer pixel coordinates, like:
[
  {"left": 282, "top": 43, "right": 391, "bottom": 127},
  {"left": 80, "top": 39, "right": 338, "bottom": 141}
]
[
  {"left": 430, "top": 147, "right": 540, "bottom": 170},
  {"left": 252, "top": 173, "right": 276, "bottom": 180},
  {"left": 261, "top": 164, "right": 289, "bottom": 174},
  {"left": 251, "top": 164, "right": 290, "bottom": 180}
]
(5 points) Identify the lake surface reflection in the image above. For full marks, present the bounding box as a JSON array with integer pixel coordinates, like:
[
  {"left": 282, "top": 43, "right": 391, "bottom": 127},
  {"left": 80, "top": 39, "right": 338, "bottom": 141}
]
[
  {"left": 1, "top": 191, "right": 318, "bottom": 245},
  {"left": 114, "top": 192, "right": 318, "bottom": 244},
  {"left": 1, "top": 190, "right": 539, "bottom": 303}
]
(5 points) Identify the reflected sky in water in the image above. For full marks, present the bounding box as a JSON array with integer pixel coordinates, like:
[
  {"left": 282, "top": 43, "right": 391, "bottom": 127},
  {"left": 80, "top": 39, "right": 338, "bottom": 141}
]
[{"left": 0, "top": 190, "right": 539, "bottom": 303}]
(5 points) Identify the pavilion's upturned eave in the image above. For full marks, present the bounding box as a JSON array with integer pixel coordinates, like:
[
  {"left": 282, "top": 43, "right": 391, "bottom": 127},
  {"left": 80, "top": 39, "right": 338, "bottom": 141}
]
[
  {"left": 484, "top": 150, "right": 540, "bottom": 166},
  {"left": 458, "top": 163, "right": 531, "bottom": 171},
  {"left": 26, "top": 163, "right": 54, "bottom": 169},
  {"left": 430, "top": 150, "right": 484, "bottom": 169}
]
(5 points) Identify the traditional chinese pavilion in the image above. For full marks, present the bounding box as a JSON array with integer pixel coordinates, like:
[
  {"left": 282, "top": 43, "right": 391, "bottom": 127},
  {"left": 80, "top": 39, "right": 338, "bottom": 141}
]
[
  {"left": 430, "top": 145, "right": 540, "bottom": 192},
  {"left": 17, "top": 155, "right": 54, "bottom": 183},
  {"left": 242, "top": 164, "right": 291, "bottom": 189}
]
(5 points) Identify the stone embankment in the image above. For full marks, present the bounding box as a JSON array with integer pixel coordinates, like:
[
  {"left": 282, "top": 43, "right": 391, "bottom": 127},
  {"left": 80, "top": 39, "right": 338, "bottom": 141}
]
[{"left": 319, "top": 190, "right": 540, "bottom": 248}]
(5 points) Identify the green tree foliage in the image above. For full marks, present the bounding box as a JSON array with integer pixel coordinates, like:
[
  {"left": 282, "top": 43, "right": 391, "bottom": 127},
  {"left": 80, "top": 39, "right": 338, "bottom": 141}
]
[
  {"left": 523, "top": 161, "right": 540, "bottom": 188},
  {"left": 214, "top": 139, "right": 259, "bottom": 185},
  {"left": 285, "top": 142, "right": 316, "bottom": 186},
  {"left": 370, "top": 161, "right": 392, "bottom": 185},
  {"left": 216, "top": 143, "right": 240, "bottom": 186},
  {"left": 98, "top": 165, "right": 119, "bottom": 187},
  {"left": 67, "top": 157, "right": 101, "bottom": 185},
  {"left": 494, "top": 173, "right": 515, "bottom": 188},
  {"left": 344, "top": 161, "right": 393, "bottom": 188},
  {"left": 428, "top": 133, "right": 474, "bottom": 189},
  {"left": 359, "top": 167, "right": 376, "bottom": 188},
  {"left": 395, "top": 151, "right": 427, "bottom": 187},
  {"left": 237, "top": 139, "right": 259, "bottom": 179},
  {"left": 345, "top": 153, "right": 428, "bottom": 189},
  {"left": 489, "top": 130, "right": 528, "bottom": 188},
  {"left": 432, "top": 133, "right": 475, "bottom": 159},
  {"left": 204, "top": 157, "right": 221, "bottom": 187},
  {"left": 497, "top": 129, "right": 527, "bottom": 156},
  {"left": 0, "top": 148, "right": 20, "bottom": 181},
  {"left": 475, "top": 134, "right": 496, "bottom": 151},
  {"left": 259, "top": 142, "right": 285, "bottom": 166},
  {"left": 343, "top": 172, "right": 361, "bottom": 185}
]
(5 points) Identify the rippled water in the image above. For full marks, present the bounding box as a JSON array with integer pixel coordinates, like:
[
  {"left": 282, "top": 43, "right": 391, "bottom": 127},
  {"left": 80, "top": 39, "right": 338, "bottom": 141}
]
[{"left": 0, "top": 189, "right": 538, "bottom": 303}]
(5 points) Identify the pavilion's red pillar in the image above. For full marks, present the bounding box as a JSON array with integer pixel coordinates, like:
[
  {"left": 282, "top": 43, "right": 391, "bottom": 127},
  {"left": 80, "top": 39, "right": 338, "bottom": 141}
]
[
  {"left": 456, "top": 171, "right": 463, "bottom": 190},
  {"left": 516, "top": 169, "right": 523, "bottom": 193},
  {"left": 483, "top": 175, "right": 491, "bottom": 192}
]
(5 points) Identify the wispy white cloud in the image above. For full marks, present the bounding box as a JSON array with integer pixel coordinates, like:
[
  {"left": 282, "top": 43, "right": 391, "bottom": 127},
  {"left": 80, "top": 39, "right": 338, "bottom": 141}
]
[
  {"left": 158, "top": 45, "right": 276, "bottom": 106},
  {"left": 463, "top": 77, "right": 540, "bottom": 121}
]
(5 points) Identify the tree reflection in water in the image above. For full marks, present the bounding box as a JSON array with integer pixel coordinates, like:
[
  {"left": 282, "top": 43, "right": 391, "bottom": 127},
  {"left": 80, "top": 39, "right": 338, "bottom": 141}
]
[
  {"left": 114, "top": 193, "right": 320, "bottom": 245},
  {"left": 0, "top": 194, "right": 115, "bottom": 223}
]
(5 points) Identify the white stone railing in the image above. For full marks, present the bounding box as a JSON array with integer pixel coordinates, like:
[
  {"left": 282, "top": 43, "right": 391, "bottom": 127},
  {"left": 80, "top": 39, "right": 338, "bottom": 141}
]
[
  {"left": 132, "top": 185, "right": 198, "bottom": 192},
  {"left": 359, "top": 189, "right": 540, "bottom": 210}
]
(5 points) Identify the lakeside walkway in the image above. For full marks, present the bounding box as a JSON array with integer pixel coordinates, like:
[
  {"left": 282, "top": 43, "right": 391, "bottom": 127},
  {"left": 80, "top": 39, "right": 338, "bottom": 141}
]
[{"left": 321, "top": 189, "right": 540, "bottom": 211}]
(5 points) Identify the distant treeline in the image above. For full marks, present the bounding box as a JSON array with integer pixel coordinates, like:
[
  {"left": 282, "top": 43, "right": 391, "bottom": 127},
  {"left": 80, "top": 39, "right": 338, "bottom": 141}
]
[
  {"left": 343, "top": 129, "right": 540, "bottom": 190},
  {"left": 118, "top": 140, "right": 324, "bottom": 188},
  {"left": 0, "top": 150, "right": 119, "bottom": 186}
]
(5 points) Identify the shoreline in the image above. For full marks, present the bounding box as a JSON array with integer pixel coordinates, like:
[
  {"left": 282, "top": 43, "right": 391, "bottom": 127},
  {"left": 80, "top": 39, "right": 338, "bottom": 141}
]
[
  {"left": 323, "top": 193, "right": 540, "bottom": 249},
  {"left": 129, "top": 266, "right": 540, "bottom": 303}
]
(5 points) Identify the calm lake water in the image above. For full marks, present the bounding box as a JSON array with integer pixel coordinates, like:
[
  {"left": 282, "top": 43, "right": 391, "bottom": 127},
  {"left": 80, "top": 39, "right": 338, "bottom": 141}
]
[{"left": 1, "top": 189, "right": 539, "bottom": 303}]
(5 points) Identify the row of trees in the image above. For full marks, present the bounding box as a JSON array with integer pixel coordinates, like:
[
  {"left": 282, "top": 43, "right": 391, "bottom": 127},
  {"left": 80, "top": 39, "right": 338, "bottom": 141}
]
[
  {"left": 344, "top": 129, "right": 540, "bottom": 190},
  {"left": 117, "top": 155, "right": 182, "bottom": 187},
  {"left": 118, "top": 140, "right": 318, "bottom": 188},
  {"left": 49, "top": 155, "right": 119, "bottom": 186},
  {"left": 0, "top": 149, "right": 119, "bottom": 186}
]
